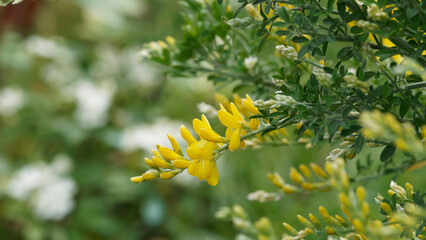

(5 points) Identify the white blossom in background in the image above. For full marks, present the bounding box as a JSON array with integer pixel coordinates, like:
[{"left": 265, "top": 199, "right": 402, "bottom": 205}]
[
  {"left": 120, "top": 118, "right": 182, "bottom": 152},
  {"left": 73, "top": 80, "right": 115, "bottom": 129},
  {"left": 0, "top": 86, "right": 25, "bottom": 116},
  {"left": 197, "top": 102, "right": 217, "bottom": 117},
  {"left": 244, "top": 56, "right": 258, "bottom": 69},
  {"left": 6, "top": 155, "right": 76, "bottom": 221},
  {"left": 25, "top": 36, "right": 74, "bottom": 61}
]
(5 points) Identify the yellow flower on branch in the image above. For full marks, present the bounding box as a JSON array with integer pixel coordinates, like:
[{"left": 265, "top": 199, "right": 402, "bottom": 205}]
[{"left": 131, "top": 94, "right": 263, "bottom": 186}]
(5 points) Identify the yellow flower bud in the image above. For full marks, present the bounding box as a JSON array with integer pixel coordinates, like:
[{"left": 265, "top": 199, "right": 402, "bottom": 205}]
[
  {"left": 157, "top": 40, "right": 167, "bottom": 48},
  {"left": 160, "top": 170, "right": 179, "bottom": 180},
  {"left": 267, "top": 172, "right": 284, "bottom": 188},
  {"left": 362, "top": 202, "right": 370, "bottom": 217},
  {"left": 310, "top": 163, "right": 328, "bottom": 178},
  {"left": 304, "top": 227, "right": 314, "bottom": 234},
  {"left": 297, "top": 215, "right": 313, "bottom": 228},
  {"left": 339, "top": 193, "right": 350, "bottom": 207},
  {"left": 282, "top": 222, "right": 298, "bottom": 235},
  {"left": 325, "top": 226, "right": 335, "bottom": 235},
  {"left": 249, "top": 118, "right": 259, "bottom": 130},
  {"left": 299, "top": 164, "right": 313, "bottom": 181},
  {"left": 226, "top": 4, "right": 232, "bottom": 13},
  {"left": 199, "top": 128, "right": 225, "bottom": 143},
  {"left": 172, "top": 159, "right": 190, "bottom": 169},
  {"left": 302, "top": 182, "right": 316, "bottom": 191},
  {"left": 130, "top": 176, "right": 144, "bottom": 183},
  {"left": 380, "top": 202, "right": 392, "bottom": 214},
  {"left": 165, "top": 36, "right": 175, "bottom": 46},
  {"left": 341, "top": 204, "right": 352, "bottom": 219},
  {"left": 356, "top": 186, "right": 366, "bottom": 202},
  {"left": 309, "top": 213, "right": 321, "bottom": 228},
  {"left": 181, "top": 125, "right": 197, "bottom": 145},
  {"left": 282, "top": 184, "right": 298, "bottom": 194},
  {"left": 159, "top": 146, "right": 181, "bottom": 161},
  {"left": 346, "top": 152, "right": 356, "bottom": 159},
  {"left": 242, "top": 94, "right": 261, "bottom": 114},
  {"left": 144, "top": 157, "right": 155, "bottom": 167},
  {"left": 289, "top": 167, "right": 304, "bottom": 184},
  {"left": 152, "top": 149, "right": 161, "bottom": 158},
  {"left": 319, "top": 206, "right": 331, "bottom": 221},
  {"left": 229, "top": 128, "right": 241, "bottom": 151},
  {"left": 388, "top": 189, "right": 396, "bottom": 197},
  {"left": 142, "top": 170, "right": 158, "bottom": 180},
  {"left": 352, "top": 218, "right": 364, "bottom": 232},
  {"left": 405, "top": 182, "right": 414, "bottom": 198},
  {"left": 335, "top": 215, "right": 348, "bottom": 226},
  {"left": 395, "top": 138, "right": 409, "bottom": 152},
  {"left": 167, "top": 134, "right": 182, "bottom": 155},
  {"left": 152, "top": 156, "right": 172, "bottom": 168}
]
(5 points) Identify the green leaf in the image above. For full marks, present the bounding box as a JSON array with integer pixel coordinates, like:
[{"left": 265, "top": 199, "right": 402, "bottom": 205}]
[
  {"left": 399, "top": 99, "right": 410, "bottom": 117},
  {"left": 327, "top": 0, "right": 336, "bottom": 12},
  {"left": 298, "top": 42, "right": 311, "bottom": 59},
  {"left": 354, "top": 135, "right": 365, "bottom": 153},
  {"left": 328, "top": 120, "right": 341, "bottom": 142},
  {"left": 217, "top": 0, "right": 223, "bottom": 4},
  {"left": 292, "top": 36, "right": 309, "bottom": 43},
  {"left": 278, "top": 7, "right": 290, "bottom": 22},
  {"left": 380, "top": 144, "right": 396, "bottom": 162},
  {"left": 337, "top": 47, "right": 353, "bottom": 61}
]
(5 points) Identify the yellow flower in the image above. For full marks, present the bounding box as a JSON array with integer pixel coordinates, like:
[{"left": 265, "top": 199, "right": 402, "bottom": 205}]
[{"left": 188, "top": 158, "right": 219, "bottom": 186}]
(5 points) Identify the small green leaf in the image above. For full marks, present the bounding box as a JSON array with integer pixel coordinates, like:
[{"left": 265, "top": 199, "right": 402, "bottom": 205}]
[
  {"left": 380, "top": 144, "right": 396, "bottom": 162},
  {"left": 327, "top": 0, "right": 336, "bottom": 12},
  {"left": 278, "top": 7, "right": 290, "bottom": 22},
  {"left": 217, "top": 0, "right": 223, "bottom": 4}
]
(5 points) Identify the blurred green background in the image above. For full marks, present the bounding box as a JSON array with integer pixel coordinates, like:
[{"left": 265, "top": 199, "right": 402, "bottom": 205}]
[{"left": 0, "top": 1, "right": 424, "bottom": 240}]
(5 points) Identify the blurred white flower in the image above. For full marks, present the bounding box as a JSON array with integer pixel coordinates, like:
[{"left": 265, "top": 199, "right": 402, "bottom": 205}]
[
  {"left": 73, "top": 80, "right": 115, "bottom": 129},
  {"left": 32, "top": 178, "right": 76, "bottom": 221},
  {"left": 26, "top": 36, "right": 74, "bottom": 61},
  {"left": 197, "top": 102, "right": 217, "bottom": 117},
  {"left": 244, "top": 56, "right": 258, "bottom": 69},
  {"left": 119, "top": 118, "right": 182, "bottom": 152},
  {"left": 0, "top": 86, "right": 25, "bottom": 116},
  {"left": 6, "top": 156, "right": 76, "bottom": 221}
]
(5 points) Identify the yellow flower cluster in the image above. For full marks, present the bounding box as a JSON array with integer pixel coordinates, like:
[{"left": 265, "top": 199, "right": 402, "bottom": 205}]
[
  {"left": 360, "top": 110, "right": 426, "bottom": 157},
  {"left": 131, "top": 94, "right": 262, "bottom": 186}
]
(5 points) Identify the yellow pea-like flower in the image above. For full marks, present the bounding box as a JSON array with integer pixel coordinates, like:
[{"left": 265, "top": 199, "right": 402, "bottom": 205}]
[
  {"left": 229, "top": 128, "right": 241, "bottom": 151},
  {"left": 193, "top": 117, "right": 211, "bottom": 135},
  {"left": 335, "top": 215, "right": 348, "bottom": 226},
  {"left": 158, "top": 146, "right": 181, "bottom": 160},
  {"left": 218, "top": 109, "right": 242, "bottom": 129},
  {"left": 186, "top": 146, "right": 203, "bottom": 160},
  {"left": 181, "top": 125, "right": 197, "bottom": 145},
  {"left": 282, "top": 222, "right": 298, "bottom": 235},
  {"left": 172, "top": 159, "right": 190, "bottom": 169},
  {"left": 242, "top": 94, "right": 261, "bottom": 114},
  {"left": 230, "top": 103, "right": 244, "bottom": 121},
  {"left": 199, "top": 128, "right": 225, "bottom": 143},
  {"left": 282, "top": 184, "right": 298, "bottom": 194},
  {"left": 152, "top": 156, "right": 172, "bottom": 168}
]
